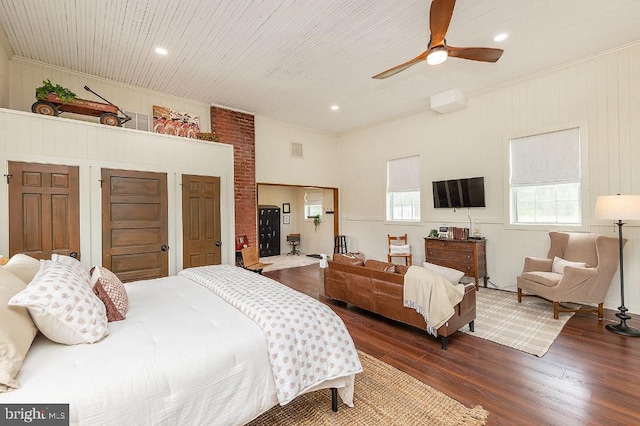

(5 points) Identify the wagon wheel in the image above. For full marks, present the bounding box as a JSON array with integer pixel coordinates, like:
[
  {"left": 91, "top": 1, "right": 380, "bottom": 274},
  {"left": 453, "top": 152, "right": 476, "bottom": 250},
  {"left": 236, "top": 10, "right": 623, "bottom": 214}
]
[
  {"left": 31, "top": 100, "right": 59, "bottom": 116},
  {"left": 100, "top": 113, "right": 122, "bottom": 127}
]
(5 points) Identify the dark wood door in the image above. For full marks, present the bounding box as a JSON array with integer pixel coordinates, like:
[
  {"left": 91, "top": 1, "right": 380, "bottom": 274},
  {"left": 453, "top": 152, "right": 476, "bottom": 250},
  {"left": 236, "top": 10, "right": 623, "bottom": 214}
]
[
  {"left": 101, "top": 168, "right": 168, "bottom": 282},
  {"left": 8, "top": 161, "right": 80, "bottom": 260},
  {"left": 182, "top": 174, "right": 221, "bottom": 268}
]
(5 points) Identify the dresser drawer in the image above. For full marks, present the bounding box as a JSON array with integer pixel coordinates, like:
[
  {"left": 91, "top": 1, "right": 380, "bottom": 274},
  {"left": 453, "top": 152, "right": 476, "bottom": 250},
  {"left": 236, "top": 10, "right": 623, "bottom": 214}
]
[
  {"left": 426, "top": 248, "right": 474, "bottom": 265},
  {"left": 425, "top": 240, "right": 474, "bottom": 253}
]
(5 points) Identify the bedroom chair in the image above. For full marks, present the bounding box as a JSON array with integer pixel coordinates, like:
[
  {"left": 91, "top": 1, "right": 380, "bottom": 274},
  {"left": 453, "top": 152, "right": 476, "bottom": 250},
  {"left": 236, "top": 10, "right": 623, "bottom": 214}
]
[
  {"left": 240, "top": 246, "right": 272, "bottom": 274},
  {"left": 387, "top": 234, "right": 412, "bottom": 266},
  {"left": 516, "top": 231, "right": 623, "bottom": 319}
]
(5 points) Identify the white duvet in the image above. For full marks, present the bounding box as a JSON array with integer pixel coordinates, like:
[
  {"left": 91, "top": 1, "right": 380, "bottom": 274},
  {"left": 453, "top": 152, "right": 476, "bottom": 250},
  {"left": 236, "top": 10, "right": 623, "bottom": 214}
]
[{"left": 1, "top": 275, "right": 279, "bottom": 425}]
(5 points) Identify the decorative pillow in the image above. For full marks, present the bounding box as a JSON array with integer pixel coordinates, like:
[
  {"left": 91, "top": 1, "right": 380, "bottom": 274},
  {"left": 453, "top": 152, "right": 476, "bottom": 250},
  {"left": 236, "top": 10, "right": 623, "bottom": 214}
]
[
  {"left": 51, "top": 254, "right": 91, "bottom": 286},
  {"left": 364, "top": 259, "right": 396, "bottom": 273},
  {"left": 91, "top": 266, "right": 128, "bottom": 322},
  {"left": 552, "top": 257, "right": 587, "bottom": 274},
  {"left": 9, "top": 260, "right": 108, "bottom": 345},
  {"left": 0, "top": 268, "right": 38, "bottom": 392},
  {"left": 422, "top": 262, "right": 465, "bottom": 284},
  {"left": 390, "top": 244, "right": 411, "bottom": 254},
  {"left": 3, "top": 253, "right": 41, "bottom": 284}
]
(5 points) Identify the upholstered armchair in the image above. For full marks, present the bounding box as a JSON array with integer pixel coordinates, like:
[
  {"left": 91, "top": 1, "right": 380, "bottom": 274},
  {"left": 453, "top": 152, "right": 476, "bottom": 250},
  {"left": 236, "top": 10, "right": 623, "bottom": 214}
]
[{"left": 517, "top": 231, "right": 623, "bottom": 319}]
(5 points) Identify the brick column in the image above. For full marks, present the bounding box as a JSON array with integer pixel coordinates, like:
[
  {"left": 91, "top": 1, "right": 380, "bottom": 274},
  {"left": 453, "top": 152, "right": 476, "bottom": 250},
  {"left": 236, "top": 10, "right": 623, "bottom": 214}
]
[{"left": 210, "top": 106, "right": 257, "bottom": 247}]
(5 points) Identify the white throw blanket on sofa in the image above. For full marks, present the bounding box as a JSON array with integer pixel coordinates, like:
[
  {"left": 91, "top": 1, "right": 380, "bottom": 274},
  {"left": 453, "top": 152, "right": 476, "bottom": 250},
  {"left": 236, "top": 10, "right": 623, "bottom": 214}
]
[{"left": 403, "top": 266, "right": 465, "bottom": 336}]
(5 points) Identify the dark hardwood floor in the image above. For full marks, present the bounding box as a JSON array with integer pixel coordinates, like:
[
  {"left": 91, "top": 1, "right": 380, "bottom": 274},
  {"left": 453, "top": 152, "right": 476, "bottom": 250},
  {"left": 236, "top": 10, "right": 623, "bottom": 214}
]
[{"left": 265, "top": 265, "right": 640, "bottom": 426}]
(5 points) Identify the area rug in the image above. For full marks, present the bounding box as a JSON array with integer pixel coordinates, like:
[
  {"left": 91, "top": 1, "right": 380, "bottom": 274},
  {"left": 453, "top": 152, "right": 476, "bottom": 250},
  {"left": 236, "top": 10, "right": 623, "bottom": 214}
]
[
  {"left": 260, "top": 254, "right": 320, "bottom": 272},
  {"left": 461, "top": 288, "right": 577, "bottom": 357},
  {"left": 248, "top": 351, "right": 488, "bottom": 425}
]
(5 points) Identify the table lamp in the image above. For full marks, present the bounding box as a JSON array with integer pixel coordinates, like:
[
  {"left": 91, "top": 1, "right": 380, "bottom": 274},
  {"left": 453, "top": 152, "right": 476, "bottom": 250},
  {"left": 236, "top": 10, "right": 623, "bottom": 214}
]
[{"left": 594, "top": 194, "right": 640, "bottom": 336}]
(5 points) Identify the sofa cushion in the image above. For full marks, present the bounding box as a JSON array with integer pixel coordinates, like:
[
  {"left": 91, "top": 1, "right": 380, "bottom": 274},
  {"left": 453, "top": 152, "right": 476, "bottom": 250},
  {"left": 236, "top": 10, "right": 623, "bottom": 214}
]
[
  {"left": 395, "top": 264, "right": 409, "bottom": 275},
  {"left": 332, "top": 253, "right": 365, "bottom": 266},
  {"left": 364, "top": 259, "right": 396, "bottom": 273},
  {"left": 521, "top": 271, "right": 562, "bottom": 287}
]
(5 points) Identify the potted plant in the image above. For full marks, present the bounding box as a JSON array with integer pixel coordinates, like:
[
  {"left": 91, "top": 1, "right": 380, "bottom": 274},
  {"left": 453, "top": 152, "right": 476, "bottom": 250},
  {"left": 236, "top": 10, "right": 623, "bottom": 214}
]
[
  {"left": 35, "top": 79, "right": 76, "bottom": 104},
  {"left": 308, "top": 215, "right": 321, "bottom": 232}
]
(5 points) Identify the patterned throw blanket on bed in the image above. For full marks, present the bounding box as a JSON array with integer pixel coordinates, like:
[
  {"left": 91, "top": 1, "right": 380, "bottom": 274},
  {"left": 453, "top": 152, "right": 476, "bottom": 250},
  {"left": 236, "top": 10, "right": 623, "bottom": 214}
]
[{"left": 179, "top": 265, "right": 362, "bottom": 405}]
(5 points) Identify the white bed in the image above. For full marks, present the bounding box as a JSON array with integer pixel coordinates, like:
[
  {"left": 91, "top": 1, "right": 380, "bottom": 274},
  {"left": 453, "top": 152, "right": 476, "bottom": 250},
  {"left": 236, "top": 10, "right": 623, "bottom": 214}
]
[{"left": 1, "top": 266, "right": 361, "bottom": 425}]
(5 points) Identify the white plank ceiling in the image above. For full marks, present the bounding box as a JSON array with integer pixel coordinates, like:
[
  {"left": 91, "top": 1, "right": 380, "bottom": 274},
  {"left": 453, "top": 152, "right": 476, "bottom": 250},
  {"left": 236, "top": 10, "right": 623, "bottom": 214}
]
[{"left": 1, "top": 0, "right": 640, "bottom": 134}]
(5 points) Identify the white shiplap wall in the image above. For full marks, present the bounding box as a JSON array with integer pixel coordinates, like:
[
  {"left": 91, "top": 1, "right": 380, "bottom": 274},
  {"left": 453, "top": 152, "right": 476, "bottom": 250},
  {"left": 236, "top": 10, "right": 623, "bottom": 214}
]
[
  {"left": 338, "top": 43, "right": 640, "bottom": 315},
  {"left": 0, "top": 108, "right": 235, "bottom": 273}
]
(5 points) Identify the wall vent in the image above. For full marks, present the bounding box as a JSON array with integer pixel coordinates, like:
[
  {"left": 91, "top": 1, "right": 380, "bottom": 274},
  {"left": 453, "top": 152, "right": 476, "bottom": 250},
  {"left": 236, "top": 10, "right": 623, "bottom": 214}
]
[
  {"left": 123, "top": 111, "right": 150, "bottom": 131},
  {"left": 290, "top": 141, "right": 303, "bottom": 158}
]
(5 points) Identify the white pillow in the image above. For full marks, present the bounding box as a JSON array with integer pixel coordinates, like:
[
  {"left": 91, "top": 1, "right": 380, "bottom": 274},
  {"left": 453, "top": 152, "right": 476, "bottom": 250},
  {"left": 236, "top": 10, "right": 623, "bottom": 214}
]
[
  {"left": 422, "top": 262, "right": 465, "bottom": 284},
  {"left": 3, "top": 254, "right": 41, "bottom": 284},
  {"left": 51, "top": 254, "right": 91, "bottom": 286},
  {"left": 390, "top": 244, "right": 411, "bottom": 254},
  {"left": 552, "top": 256, "right": 587, "bottom": 274},
  {"left": 0, "top": 268, "right": 38, "bottom": 392},
  {"left": 9, "top": 260, "right": 108, "bottom": 345}
]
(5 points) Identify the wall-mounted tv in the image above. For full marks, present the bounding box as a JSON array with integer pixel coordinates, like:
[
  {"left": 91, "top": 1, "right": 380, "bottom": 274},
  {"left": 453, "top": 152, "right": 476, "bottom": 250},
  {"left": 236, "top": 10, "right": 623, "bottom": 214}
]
[{"left": 432, "top": 177, "right": 485, "bottom": 209}]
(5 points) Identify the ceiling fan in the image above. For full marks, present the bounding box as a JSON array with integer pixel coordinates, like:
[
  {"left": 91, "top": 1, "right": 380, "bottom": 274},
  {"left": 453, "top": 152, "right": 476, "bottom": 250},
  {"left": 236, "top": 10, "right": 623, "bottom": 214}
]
[{"left": 372, "top": 0, "right": 504, "bottom": 79}]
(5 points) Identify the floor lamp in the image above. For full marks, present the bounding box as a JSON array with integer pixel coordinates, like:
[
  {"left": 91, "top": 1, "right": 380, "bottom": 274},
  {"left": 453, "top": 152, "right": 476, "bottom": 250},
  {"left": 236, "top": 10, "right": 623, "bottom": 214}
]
[{"left": 594, "top": 194, "right": 640, "bottom": 337}]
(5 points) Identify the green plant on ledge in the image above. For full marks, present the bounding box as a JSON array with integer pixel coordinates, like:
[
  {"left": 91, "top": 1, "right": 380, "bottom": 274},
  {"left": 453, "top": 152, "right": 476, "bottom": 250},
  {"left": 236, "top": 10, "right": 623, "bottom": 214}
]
[
  {"left": 309, "top": 215, "right": 321, "bottom": 232},
  {"left": 35, "top": 79, "right": 77, "bottom": 104}
]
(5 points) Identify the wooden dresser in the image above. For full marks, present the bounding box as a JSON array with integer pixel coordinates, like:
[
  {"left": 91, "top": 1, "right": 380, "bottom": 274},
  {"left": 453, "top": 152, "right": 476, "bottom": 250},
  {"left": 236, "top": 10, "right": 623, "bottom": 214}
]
[{"left": 424, "top": 238, "right": 487, "bottom": 289}]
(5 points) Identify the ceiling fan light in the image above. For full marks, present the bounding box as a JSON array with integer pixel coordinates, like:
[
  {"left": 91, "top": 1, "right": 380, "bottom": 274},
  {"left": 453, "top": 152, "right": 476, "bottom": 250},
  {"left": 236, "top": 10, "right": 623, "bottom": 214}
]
[{"left": 427, "top": 48, "right": 448, "bottom": 65}]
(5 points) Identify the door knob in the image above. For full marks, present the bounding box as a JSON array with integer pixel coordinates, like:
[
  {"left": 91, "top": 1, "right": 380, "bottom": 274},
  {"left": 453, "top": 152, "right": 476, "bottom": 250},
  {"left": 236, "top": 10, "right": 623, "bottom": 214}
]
[
  {"left": 215, "top": 241, "right": 221, "bottom": 247},
  {"left": 70, "top": 252, "right": 78, "bottom": 258},
  {"left": 161, "top": 245, "right": 169, "bottom": 251}
]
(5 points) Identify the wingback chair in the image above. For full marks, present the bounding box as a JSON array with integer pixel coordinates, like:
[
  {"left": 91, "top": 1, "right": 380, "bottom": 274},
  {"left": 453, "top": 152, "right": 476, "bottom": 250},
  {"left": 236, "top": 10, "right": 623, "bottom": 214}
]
[{"left": 516, "top": 231, "right": 624, "bottom": 319}]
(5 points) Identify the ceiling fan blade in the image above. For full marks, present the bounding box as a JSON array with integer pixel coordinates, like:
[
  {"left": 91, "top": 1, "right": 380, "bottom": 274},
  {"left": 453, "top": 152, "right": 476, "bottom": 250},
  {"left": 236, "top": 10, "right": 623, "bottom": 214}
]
[
  {"left": 372, "top": 52, "right": 428, "bottom": 79},
  {"left": 430, "top": 0, "right": 456, "bottom": 46},
  {"left": 447, "top": 46, "right": 504, "bottom": 62}
]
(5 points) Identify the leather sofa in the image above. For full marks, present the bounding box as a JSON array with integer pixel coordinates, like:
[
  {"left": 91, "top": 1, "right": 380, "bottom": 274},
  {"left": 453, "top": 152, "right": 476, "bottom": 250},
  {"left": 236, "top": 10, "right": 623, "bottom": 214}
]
[{"left": 324, "top": 254, "right": 476, "bottom": 349}]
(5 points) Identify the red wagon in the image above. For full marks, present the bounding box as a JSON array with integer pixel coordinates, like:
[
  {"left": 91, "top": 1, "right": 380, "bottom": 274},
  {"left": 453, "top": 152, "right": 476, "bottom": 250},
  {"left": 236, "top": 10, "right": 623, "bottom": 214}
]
[{"left": 31, "top": 86, "right": 131, "bottom": 127}]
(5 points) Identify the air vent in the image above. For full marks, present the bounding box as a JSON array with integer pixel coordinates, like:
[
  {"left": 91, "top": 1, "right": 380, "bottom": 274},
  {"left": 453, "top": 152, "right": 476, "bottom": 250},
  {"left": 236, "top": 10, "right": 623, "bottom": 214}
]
[
  {"left": 123, "top": 111, "right": 150, "bottom": 131},
  {"left": 290, "top": 141, "right": 303, "bottom": 159}
]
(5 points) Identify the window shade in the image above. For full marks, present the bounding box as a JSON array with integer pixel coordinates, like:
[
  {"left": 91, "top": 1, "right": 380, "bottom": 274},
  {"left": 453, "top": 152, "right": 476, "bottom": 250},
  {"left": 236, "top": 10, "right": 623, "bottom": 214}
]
[
  {"left": 387, "top": 156, "right": 420, "bottom": 192},
  {"left": 304, "top": 191, "right": 323, "bottom": 205},
  {"left": 510, "top": 127, "right": 580, "bottom": 185}
]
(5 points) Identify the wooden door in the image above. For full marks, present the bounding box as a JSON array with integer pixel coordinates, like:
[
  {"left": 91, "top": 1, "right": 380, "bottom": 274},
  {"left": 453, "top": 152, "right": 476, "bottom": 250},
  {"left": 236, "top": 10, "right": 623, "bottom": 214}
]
[
  {"left": 101, "top": 168, "right": 168, "bottom": 282},
  {"left": 8, "top": 161, "right": 80, "bottom": 260},
  {"left": 182, "top": 174, "right": 221, "bottom": 268}
]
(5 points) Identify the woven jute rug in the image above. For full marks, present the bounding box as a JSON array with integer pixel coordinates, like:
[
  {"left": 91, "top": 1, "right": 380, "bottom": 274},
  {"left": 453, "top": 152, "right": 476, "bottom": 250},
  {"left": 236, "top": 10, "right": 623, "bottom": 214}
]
[
  {"left": 461, "top": 288, "right": 577, "bottom": 357},
  {"left": 247, "top": 351, "right": 488, "bottom": 425}
]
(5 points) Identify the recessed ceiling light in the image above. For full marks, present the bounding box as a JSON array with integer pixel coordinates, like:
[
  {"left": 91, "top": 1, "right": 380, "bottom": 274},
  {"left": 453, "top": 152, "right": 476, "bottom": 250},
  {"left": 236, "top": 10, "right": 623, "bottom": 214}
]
[
  {"left": 494, "top": 33, "right": 508, "bottom": 42},
  {"left": 155, "top": 47, "right": 168, "bottom": 55},
  {"left": 331, "top": 105, "right": 339, "bottom": 111}
]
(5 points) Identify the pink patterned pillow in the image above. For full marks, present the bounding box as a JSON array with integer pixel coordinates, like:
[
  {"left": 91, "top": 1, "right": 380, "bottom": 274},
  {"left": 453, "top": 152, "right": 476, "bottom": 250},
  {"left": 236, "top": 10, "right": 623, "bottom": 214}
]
[
  {"left": 91, "top": 266, "right": 128, "bottom": 322},
  {"left": 8, "top": 260, "right": 108, "bottom": 345}
]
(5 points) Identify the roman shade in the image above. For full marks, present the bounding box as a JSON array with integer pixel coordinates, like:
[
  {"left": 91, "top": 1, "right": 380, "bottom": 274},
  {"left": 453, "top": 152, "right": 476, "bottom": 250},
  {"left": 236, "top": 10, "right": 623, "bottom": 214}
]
[
  {"left": 387, "top": 155, "right": 420, "bottom": 192},
  {"left": 510, "top": 127, "right": 580, "bottom": 185}
]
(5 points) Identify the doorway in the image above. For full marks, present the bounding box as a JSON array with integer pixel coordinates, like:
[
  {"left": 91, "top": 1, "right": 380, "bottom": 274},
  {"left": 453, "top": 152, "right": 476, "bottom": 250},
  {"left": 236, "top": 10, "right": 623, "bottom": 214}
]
[
  {"left": 8, "top": 161, "right": 80, "bottom": 260},
  {"left": 101, "top": 168, "right": 168, "bottom": 282},
  {"left": 257, "top": 184, "right": 339, "bottom": 258},
  {"left": 182, "top": 174, "right": 222, "bottom": 268}
]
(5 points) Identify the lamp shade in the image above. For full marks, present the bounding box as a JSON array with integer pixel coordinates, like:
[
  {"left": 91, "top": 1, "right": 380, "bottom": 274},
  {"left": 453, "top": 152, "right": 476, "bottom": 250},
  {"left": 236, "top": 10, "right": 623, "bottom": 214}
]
[{"left": 594, "top": 194, "right": 640, "bottom": 220}]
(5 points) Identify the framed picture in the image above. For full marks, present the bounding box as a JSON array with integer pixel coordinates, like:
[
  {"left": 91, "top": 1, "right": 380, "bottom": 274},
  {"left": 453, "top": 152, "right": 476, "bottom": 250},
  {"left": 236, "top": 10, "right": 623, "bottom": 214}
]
[
  {"left": 283, "top": 214, "right": 290, "bottom": 224},
  {"left": 282, "top": 203, "right": 290, "bottom": 214}
]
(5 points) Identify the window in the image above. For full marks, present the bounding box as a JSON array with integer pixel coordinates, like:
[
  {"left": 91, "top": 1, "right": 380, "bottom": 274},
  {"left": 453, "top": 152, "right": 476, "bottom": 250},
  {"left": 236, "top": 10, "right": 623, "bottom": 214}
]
[
  {"left": 304, "top": 191, "right": 323, "bottom": 220},
  {"left": 510, "top": 127, "right": 581, "bottom": 225},
  {"left": 387, "top": 156, "right": 421, "bottom": 222}
]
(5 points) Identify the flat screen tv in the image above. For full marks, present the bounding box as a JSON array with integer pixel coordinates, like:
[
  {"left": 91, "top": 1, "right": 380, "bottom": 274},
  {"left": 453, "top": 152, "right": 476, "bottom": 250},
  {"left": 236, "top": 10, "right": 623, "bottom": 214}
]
[{"left": 432, "top": 177, "right": 485, "bottom": 208}]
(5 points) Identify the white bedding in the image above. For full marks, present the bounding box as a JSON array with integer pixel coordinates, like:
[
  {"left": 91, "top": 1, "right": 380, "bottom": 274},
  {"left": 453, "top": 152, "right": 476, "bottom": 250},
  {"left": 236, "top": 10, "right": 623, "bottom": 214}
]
[{"left": 1, "top": 275, "right": 280, "bottom": 425}]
